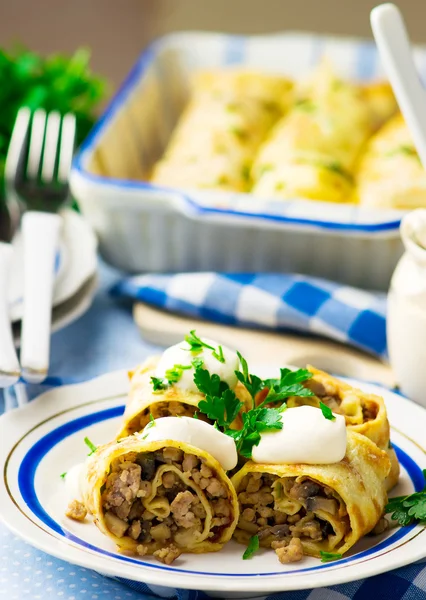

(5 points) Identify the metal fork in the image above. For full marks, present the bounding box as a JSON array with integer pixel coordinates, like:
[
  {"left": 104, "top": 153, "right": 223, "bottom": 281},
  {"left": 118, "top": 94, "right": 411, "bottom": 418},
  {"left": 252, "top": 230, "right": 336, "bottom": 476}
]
[{"left": 5, "top": 107, "right": 76, "bottom": 384}]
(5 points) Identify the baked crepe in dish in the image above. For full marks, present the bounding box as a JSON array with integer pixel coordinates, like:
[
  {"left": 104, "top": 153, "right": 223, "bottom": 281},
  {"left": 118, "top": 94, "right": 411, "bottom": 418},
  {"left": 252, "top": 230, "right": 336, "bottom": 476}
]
[
  {"left": 81, "top": 435, "right": 239, "bottom": 559},
  {"left": 117, "top": 356, "right": 246, "bottom": 439},
  {"left": 251, "top": 62, "right": 396, "bottom": 203},
  {"left": 151, "top": 69, "right": 293, "bottom": 193},
  {"left": 231, "top": 431, "right": 390, "bottom": 558},
  {"left": 287, "top": 366, "right": 400, "bottom": 491},
  {"left": 356, "top": 113, "right": 426, "bottom": 209}
]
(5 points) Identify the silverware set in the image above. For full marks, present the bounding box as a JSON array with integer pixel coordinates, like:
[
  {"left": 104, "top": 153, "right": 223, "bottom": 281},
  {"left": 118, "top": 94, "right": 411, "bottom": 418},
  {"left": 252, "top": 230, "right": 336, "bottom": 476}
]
[{"left": 0, "top": 107, "right": 76, "bottom": 387}]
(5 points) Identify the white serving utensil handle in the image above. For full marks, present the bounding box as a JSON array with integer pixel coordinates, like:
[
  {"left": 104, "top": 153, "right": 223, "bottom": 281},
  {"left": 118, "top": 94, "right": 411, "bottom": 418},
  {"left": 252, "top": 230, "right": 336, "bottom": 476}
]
[
  {"left": 0, "top": 243, "right": 20, "bottom": 387},
  {"left": 371, "top": 3, "right": 426, "bottom": 168},
  {"left": 20, "top": 212, "right": 61, "bottom": 383}
]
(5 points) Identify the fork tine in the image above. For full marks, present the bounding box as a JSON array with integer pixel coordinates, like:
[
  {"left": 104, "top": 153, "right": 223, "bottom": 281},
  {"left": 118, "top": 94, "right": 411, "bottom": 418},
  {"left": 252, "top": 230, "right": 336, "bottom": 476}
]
[
  {"left": 41, "top": 111, "right": 61, "bottom": 182},
  {"left": 27, "top": 108, "right": 46, "bottom": 179},
  {"left": 57, "top": 113, "right": 76, "bottom": 184},
  {"left": 5, "top": 107, "right": 31, "bottom": 185}
]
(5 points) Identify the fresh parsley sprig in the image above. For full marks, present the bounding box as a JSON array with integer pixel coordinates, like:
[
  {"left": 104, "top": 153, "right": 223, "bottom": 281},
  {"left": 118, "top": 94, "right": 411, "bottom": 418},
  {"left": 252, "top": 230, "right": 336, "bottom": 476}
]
[
  {"left": 319, "top": 401, "right": 336, "bottom": 421},
  {"left": 236, "top": 352, "right": 263, "bottom": 404},
  {"left": 227, "top": 406, "right": 283, "bottom": 458},
  {"left": 243, "top": 534, "right": 260, "bottom": 559},
  {"left": 142, "top": 414, "right": 156, "bottom": 440},
  {"left": 385, "top": 470, "right": 426, "bottom": 526},
  {"left": 185, "top": 330, "right": 227, "bottom": 365},
  {"left": 151, "top": 376, "right": 168, "bottom": 391},
  {"left": 165, "top": 364, "right": 191, "bottom": 383},
  {"left": 185, "top": 330, "right": 215, "bottom": 353},
  {"left": 194, "top": 352, "right": 319, "bottom": 458},
  {"left": 320, "top": 551, "right": 342, "bottom": 562},
  {"left": 236, "top": 357, "right": 314, "bottom": 411},
  {"left": 84, "top": 437, "right": 97, "bottom": 456},
  {"left": 195, "top": 367, "right": 243, "bottom": 428},
  {"left": 261, "top": 368, "right": 315, "bottom": 408}
]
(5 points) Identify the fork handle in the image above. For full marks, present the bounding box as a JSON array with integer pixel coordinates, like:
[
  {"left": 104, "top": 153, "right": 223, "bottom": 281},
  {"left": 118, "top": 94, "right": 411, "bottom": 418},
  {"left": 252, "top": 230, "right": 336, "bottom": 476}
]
[
  {"left": 0, "top": 243, "right": 20, "bottom": 387},
  {"left": 20, "top": 212, "right": 62, "bottom": 384}
]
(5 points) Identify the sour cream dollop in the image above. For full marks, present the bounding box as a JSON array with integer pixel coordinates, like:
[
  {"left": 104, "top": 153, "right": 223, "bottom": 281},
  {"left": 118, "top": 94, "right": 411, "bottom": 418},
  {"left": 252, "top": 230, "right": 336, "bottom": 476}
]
[
  {"left": 252, "top": 406, "right": 347, "bottom": 465},
  {"left": 63, "top": 462, "right": 85, "bottom": 500},
  {"left": 139, "top": 416, "right": 238, "bottom": 471},
  {"left": 155, "top": 338, "right": 239, "bottom": 393}
]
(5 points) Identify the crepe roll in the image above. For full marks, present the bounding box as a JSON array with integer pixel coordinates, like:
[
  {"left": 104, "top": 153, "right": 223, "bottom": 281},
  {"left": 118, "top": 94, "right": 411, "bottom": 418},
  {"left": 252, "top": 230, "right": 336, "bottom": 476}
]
[
  {"left": 81, "top": 418, "right": 239, "bottom": 562},
  {"left": 118, "top": 339, "right": 246, "bottom": 439},
  {"left": 231, "top": 430, "right": 390, "bottom": 561},
  {"left": 251, "top": 62, "right": 374, "bottom": 202},
  {"left": 356, "top": 113, "right": 426, "bottom": 209},
  {"left": 287, "top": 366, "right": 399, "bottom": 491},
  {"left": 151, "top": 69, "right": 294, "bottom": 193}
]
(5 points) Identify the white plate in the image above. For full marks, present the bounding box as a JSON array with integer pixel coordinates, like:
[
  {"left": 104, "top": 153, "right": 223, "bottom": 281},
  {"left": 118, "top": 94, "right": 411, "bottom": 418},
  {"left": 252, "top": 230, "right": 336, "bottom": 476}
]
[
  {"left": 11, "top": 274, "right": 98, "bottom": 346},
  {"left": 0, "top": 368, "right": 425, "bottom": 598},
  {"left": 8, "top": 209, "right": 97, "bottom": 322}
]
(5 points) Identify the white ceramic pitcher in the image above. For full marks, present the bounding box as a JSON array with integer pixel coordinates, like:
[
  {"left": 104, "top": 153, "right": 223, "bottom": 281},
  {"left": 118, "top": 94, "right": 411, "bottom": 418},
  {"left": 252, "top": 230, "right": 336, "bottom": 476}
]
[{"left": 388, "top": 209, "right": 426, "bottom": 406}]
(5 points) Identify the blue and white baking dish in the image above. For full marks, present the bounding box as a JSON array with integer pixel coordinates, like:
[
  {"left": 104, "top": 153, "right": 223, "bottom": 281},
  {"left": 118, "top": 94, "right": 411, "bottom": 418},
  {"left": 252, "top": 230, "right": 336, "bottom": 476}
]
[{"left": 70, "top": 31, "right": 426, "bottom": 289}]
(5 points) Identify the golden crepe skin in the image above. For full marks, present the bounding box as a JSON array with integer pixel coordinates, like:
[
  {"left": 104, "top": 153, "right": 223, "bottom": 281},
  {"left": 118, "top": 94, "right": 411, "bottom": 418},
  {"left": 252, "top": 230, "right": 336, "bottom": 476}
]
[
  {"left": 151, "top": 69, "right": 293, "bottom": 193},
  {"left": 231, "top": 431, "right": 390, "bottom": 557},
  {"left": 287, "top": 366, "right": 399, "bottom": 491},
  {"left": 81, "top": 436, "right": 239, "bottom": 556},
  {"left": 117, "top": 356, "right": 246, "bottom": 439},
  {"left": 251, "top": 61, "right": 375, "bottom": 203},
  {"left": 356, "top": 113, "right": 426, "bottom": 209}
]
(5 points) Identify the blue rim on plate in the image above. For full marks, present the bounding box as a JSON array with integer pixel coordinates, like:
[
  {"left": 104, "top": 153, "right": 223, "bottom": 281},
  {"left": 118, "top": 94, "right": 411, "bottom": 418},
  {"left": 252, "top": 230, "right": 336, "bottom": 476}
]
[
  {"left": 71, "top": 33, "right": 407, "bottom": 234},
  {"left": 16, "top": 404, "right": 425, "bottom": 577}
]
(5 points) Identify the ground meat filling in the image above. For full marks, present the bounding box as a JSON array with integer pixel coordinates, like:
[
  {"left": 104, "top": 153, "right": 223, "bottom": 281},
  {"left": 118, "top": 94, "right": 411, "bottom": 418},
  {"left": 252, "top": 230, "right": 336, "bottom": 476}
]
[
  {"left": 236, "top": 473, "right": 349, "bottom": 563},
  {"left": 101, "top": 448, "right": 233, "bottom": 563},
  {"left": 277, "top": 375, "right": 379, "bottom": 425}
]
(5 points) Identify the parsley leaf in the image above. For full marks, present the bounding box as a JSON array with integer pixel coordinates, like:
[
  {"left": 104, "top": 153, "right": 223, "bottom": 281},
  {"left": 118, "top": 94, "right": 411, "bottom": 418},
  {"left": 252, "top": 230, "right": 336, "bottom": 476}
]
[
  {"left": 165, "top": 364, "right": 191, "bottom": 384},
  {"left": 185, "top": 330, "right": 215, "bottom": 353},
  {"left": 236, "top": 352, "right": 264, "bottom": 405},
  {"left": 261, "top": 368, "right": 314, "bottom": 407},
  {"left": 60, "top": 472, "right": 67, "bottom": 479},
  {"left": 319, "top": 401, "right": 336, "bottom": 421},
  {"left": 197, "top": 374, "right": 243, "bottom": 429},
  {"left": 192, "top": 357, "right": 204, "bottom": 369},
  {"left": 386, "top": 470, "right": 426, "bottom": 525},
  {"left": 243, "top": 534, "right": 260, "bottom": 560},
  {"left": 226, "top": 406, "right": 283, "bottom": 458},
  {"left": 194, "top": 367, "right": 229, "bottom": 398},
  {"left": 142, "top": 414, "right": 156, "bottom": 440},
  {"left": 84, "top": 437, "right": 97, "bottom": 456},
  {"left": 320, "top": 551, "right": 342, "bottom": 562},
  {"left": 212, "top": 345, "right": 225, "bottom": 364},
  {"left": 151, "top": 376, "right": 168, "bottom": 391}
]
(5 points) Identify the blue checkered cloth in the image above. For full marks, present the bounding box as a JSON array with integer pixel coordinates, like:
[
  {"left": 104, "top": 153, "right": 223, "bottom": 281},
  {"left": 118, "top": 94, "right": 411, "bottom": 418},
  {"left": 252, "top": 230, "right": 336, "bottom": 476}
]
[{"left": 111, "top": 272, "right": 388, "bottom": 357}]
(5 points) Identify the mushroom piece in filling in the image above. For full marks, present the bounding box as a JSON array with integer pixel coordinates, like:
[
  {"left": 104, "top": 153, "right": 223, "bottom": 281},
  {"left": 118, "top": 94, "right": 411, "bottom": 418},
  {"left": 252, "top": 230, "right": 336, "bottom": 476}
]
[
  {"left": 235, "top": 473, "right": 350, "bottom": 563},
  {"left": 282, "top": 374, "right": 379, "bottom": 426},
  {"left": 101, "top": 448, "right": 233, "bottom": 564}
]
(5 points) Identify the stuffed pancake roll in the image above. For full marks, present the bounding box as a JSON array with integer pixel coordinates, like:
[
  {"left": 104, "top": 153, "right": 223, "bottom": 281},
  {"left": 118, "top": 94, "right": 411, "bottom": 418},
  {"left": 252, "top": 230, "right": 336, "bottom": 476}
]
[
  {"left": 151, "top": 69, "right": 293, "bottom": 193},
  {"left": 356, "top": 113, "right": 426, "bottom": 209},
  {"left": 232, "top": 416, "right": 390, "bottom": 564},
  {"left": 251, "top": 61, "right": 373, "bottom": 202},
  {"left": 288, "top": 366, "right": 400, "bottom": 491},
  {"left": 117, "top": 336, "right": 244, "bottom": 439},
  {"left": 81, "top": 417, "right": 239, "bottom": 563}
]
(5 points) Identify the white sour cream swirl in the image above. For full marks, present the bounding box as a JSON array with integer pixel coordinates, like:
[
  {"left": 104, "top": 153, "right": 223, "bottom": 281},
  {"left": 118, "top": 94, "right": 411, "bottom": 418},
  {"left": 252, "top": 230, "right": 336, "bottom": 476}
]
[
  {"left": 155, "top": 337, "right": 239, "bottom": 392},
  {"left": 252, "top": 405, "right": 347, "bottom": 465},
  {"left": 64, "top": 462, "right": 85, "bottom": 500},
  {"left": 139, "top": 416, "right": 238, "bottom": 471}
]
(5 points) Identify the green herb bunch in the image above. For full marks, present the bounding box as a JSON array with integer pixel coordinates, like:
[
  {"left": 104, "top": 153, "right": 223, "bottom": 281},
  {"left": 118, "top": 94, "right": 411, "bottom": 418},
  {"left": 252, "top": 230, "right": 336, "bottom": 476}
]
[{"left": 0, "top": 45, "right": 107, "bottom": 194}]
